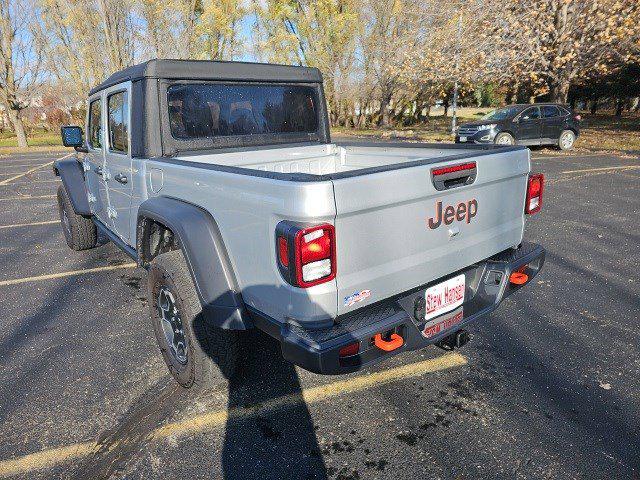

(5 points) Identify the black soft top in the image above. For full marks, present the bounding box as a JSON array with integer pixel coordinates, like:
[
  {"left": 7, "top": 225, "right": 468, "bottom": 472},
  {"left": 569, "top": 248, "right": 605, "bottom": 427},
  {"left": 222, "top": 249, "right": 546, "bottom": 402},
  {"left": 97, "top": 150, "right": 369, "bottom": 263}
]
[
  {"left": 88, "top": 59, "right": 330, "bottom": 157},
  {"left": 89, "top": 59, "right": 323, "bottom": 96}
]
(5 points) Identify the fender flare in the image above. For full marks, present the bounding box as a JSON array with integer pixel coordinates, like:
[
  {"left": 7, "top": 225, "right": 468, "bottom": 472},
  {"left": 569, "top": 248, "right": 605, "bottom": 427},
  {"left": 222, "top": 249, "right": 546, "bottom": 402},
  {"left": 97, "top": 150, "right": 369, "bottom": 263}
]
[
  {"left": 136, "top": 196, "right": 249, "bottom": 330},
  {"left": 54, "top": 158, "right": 91, "bottom": 215}
]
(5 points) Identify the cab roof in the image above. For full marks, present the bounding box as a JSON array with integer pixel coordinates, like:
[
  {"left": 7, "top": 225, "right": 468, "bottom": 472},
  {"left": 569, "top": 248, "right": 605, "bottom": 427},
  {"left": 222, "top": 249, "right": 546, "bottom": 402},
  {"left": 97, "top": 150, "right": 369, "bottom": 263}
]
[{"left": 89, "top": 59, "right": 323, "bottom": 96}]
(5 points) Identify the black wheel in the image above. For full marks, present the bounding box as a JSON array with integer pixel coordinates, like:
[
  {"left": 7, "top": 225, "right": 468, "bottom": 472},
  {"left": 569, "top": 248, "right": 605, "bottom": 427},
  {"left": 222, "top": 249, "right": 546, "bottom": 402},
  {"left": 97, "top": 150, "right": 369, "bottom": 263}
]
[
  {"left": 147, "top": 250, "right": 239, "bottom": 388},
  {"left": 558, "top": 129, "right": 575, "bottom": 150},
  {"left": 494, "top": 132, "right": 515, "bottom": 146},
  {"left": 56, "top": 185, "right": 97, "bottom": 251}
]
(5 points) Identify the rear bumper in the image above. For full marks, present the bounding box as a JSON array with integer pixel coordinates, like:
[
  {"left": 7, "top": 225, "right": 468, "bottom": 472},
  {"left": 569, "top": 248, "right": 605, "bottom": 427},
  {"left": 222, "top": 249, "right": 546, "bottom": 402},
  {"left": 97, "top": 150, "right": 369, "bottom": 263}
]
[{"left": 250, "top": 242, "right": 545, "bottom": 375}]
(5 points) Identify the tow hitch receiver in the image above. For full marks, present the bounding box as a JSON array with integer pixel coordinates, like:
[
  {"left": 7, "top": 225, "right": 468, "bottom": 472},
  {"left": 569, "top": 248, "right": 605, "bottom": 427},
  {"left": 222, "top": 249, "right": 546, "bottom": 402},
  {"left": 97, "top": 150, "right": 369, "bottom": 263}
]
[
  {"left": 436, "top": 329, "right": 470, "bottom": 351},
  {"left": 374, "top": 332, "right": 404, "bottom": 352}
]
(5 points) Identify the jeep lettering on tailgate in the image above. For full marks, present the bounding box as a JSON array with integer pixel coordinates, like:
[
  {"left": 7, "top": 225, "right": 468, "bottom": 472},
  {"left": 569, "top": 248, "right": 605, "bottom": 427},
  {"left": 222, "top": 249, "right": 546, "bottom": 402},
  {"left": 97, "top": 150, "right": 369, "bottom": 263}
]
[{"left": 428, "top": 199, "right": 478, "bottom": 229}]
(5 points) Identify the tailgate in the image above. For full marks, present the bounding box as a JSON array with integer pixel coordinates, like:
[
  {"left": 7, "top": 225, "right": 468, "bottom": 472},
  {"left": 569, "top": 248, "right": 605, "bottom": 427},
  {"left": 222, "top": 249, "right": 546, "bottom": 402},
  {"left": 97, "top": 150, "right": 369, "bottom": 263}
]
[{"left": 333, "top": 148, "right": 530, "bottom": 316}]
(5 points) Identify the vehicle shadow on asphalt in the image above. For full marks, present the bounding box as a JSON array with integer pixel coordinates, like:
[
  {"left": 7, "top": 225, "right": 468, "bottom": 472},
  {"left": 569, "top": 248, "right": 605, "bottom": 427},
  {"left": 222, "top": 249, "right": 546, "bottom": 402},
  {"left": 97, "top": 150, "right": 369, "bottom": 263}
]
[
  {"left": 53, "top": 269, "right": 327, "bottom": 479},
  {"left": 67, "top": 327, "right": 328, "bottom": 479},
  {"left": 219, "top": 329, "right": 328, "bottom": 480}
]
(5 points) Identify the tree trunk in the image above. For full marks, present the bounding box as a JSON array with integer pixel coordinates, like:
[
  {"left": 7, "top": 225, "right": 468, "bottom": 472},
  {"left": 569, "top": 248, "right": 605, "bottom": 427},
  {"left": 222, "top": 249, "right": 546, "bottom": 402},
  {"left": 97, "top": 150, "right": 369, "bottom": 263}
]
[
  {"left": 357, "top": 113, "right": 366, "bottom": 128},
  {"left": 550, "top": 80, "right": 570, "bottom": 104},
  {"left": 379, "top": 93, "right": 393, "bottom": 127},
  {"left": 569, "top": 97, "right": 576, "bottom": 109},
  {"left": 615, "top": 98, "right": 624, "bottom": 117},
  {"left": 6, "top": 108, "right": 28, "bottom": 147},
  {"left": 505, "top": 89, "right": 514, "bottom": 105},
  {"left": 442, "top": 99, "right": 449, "bottom": 117},
  {"left": 590, "top": 98, "right": 598, "bottom": 115}
]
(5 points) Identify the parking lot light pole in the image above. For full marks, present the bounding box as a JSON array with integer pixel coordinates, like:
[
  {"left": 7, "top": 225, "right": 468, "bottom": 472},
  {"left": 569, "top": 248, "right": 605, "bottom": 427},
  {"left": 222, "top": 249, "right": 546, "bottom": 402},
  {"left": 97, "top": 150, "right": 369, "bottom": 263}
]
[{"left": 452, "top": 78, "right": 459, "bottom": 135}]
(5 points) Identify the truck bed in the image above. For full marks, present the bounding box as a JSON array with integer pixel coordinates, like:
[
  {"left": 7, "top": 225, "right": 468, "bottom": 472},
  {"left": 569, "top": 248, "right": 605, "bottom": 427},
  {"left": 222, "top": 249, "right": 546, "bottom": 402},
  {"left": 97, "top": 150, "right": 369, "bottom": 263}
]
[{"left": 174, "top": 142, "right": 500, "bottom": 177}]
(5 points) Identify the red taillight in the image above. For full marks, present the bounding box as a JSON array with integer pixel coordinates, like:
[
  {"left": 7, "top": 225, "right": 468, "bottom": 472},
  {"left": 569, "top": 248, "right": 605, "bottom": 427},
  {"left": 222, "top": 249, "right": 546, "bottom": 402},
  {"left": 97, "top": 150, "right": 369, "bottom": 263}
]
[
  {"left": 276, "top": 222, "right": 336, "bottom": 288},
  {"left": 300, "top": 229, "right": 331, "bottom": 264},
  {"left": 295, "top": 224, "right": 336, "bottom": 287},
  {"left": 525, "top": 173, "right": 544, "bottom": 214},
  {"left": 278, "top": 236, "right": 289, "bottom": 267},
  {"left": 432, "top": 162, "right": 476, "bottom": 176},
  {"left": 339, "top": 341, "right": 360, "bottom": 358}
]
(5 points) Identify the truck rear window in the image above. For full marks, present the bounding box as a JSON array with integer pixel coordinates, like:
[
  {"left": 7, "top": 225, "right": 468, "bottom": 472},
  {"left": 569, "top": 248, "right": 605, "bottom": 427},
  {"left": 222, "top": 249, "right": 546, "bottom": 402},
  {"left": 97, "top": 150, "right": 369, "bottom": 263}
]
[{"left": 167, "top": 83, "right": 320, "bottom": 140}]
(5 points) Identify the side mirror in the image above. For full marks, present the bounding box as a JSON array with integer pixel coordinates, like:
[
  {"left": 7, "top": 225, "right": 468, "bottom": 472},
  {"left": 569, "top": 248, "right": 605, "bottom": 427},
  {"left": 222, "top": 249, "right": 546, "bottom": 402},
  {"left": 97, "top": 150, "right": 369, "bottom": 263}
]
[{"left": 61, "top": 125, "right": 88, "bottom": 152}]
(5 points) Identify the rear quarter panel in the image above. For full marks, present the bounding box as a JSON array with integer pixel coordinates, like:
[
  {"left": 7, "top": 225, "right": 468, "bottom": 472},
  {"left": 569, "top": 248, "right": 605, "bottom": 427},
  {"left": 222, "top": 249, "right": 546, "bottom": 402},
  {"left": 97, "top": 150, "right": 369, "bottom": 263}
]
[{"left": 139, "top": 160, "right": 338, "bottom": 324}]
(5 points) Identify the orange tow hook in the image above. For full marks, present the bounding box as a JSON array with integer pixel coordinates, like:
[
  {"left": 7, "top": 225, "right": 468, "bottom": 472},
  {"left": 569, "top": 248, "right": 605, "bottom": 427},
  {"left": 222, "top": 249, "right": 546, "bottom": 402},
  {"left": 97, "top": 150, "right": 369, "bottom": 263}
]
[
  {"left": 509, "top": 270, "right": 529, "bottom": 285},
  {"left": 374, "top": 333, "right": 404, "bottom": 352}
]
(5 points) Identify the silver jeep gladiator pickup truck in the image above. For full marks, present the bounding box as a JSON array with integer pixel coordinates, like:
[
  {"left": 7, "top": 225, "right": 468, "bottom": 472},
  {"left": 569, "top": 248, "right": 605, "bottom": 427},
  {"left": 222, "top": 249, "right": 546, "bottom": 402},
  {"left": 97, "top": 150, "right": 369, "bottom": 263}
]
[{"left": 56, "top": 59, "right": 545, "bottom": 387}]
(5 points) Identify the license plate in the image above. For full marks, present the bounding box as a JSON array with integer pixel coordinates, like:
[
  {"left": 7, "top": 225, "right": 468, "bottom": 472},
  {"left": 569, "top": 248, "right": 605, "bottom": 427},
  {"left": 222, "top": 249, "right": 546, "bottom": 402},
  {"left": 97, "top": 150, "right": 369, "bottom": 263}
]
[
  {"left": 424, "top": 274, "right": 465, "bottom": 321},
  {"left": 459, "top": 136, "right": 467, "bottom": 142},
  {"left": 422, "top": 307, "right": 464, "bottom": 338}
]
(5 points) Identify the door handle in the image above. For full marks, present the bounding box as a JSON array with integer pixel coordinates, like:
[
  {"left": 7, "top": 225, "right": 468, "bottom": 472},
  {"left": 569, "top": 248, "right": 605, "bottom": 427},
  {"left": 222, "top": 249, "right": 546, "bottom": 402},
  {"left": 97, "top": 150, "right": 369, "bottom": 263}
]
[{"left": 114, "top": 173, "right": 128, "bottom": 184}]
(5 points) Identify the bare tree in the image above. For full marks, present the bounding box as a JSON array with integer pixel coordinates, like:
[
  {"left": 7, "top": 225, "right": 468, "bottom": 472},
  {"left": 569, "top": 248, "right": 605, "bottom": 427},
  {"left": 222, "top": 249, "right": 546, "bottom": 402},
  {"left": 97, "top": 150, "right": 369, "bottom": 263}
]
[
  {"left": 254, "top": 0, "right": 360, "bottom": 124},
  {"left": 194, "top": 0, "right": 246, "bottom": 60},
  {"left": 36, "top": 0, "right": 102, "bottom": 98},
  {"left": 137, "top": 0, "right": 192, "bottom": 59},
  {"left": 500, "top": 0, "right": 640, "bottom": 103},
  {"left": 97, "top": 0, "right": 135, "bottom": 71},
  {"left": 359, "top": 0, "right": 423, "bottom": 126},
  {"left": 0, "top": 0, "right": 43, "bottom": 147}
]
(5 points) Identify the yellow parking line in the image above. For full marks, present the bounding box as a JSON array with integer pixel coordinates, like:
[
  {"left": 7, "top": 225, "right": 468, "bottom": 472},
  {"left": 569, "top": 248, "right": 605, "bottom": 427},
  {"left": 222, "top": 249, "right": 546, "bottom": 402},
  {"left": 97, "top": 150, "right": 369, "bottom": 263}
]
[
  {"left": 0, "top": 443, "right": 97, "bottom": 478},
  {"left": 0, "top": 220, "right": 59, "bottom": 230},
  {"left": 0, "top": 161, "right": 54, "bottom": 185},
  {"left": 152, "top": 352, "right": 467, "bottom": 440},
  {"left": 6, "top": 179, "right": 60, "bottom": 185},
  {"left": 560, "top": 165, "right": 640, "bottom": 174},
  {"left": 0, "top": 353, "right": 466, "bottom": 477},
  {"left": 0, "top": 164, "right": 54, "bottom": 169},
  {"left": 0, "top": 152, "right": 72, "bottom": 186},
  {"left": 0, "top": 263, "right": 137, "bottom": 287},
  {"left": 532, "top": 153, "right": 604, "bottom": 160},
  {"left": 0, "top": 195, "right": 56, "bottom": 201}
]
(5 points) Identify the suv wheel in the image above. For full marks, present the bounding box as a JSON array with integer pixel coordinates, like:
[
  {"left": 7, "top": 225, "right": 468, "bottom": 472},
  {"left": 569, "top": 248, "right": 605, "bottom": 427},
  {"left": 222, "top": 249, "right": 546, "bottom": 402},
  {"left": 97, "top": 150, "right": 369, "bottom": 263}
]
[
  {"left": 494, "top": 132, "right": 515, "bottom": 146},
  {"left": 56, "top": 185, "right": 97, "bottom": 251},
  {"left": 558, "top": 130, "right": 575, "bottom": 150},
  {"left": 147, "top": 250, "right": 239, "bottom": 388}
]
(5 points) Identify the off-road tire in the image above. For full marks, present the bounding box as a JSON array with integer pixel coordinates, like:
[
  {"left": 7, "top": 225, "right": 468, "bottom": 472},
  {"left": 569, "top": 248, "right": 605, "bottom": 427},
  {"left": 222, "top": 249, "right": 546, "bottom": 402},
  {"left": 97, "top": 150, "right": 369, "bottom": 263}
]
[
  {"left": 558, "top": 129, "right": 575, "bottom": 151},
  {"left": 56, "top": 185, "right": 97, "bottom": 251},
  {"left": 148, "top": 250, "right": 239, "bottom": 388},
  {"left": 494, "top": 132, "right": 515, "bottom": 146}
]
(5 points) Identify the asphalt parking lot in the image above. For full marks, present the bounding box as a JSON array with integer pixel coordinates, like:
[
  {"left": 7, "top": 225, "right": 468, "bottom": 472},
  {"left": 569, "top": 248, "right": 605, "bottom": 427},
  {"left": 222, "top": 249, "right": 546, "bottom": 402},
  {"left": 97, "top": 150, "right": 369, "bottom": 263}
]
[{"left": 0, "top": 149, "right": 638, "bottom": 480}]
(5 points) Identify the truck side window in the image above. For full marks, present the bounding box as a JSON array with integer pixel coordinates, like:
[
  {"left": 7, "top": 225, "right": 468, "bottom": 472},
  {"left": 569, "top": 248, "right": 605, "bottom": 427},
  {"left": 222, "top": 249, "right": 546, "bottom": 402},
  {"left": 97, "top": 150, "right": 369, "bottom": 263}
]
[
  {"left": 88, "top": 99, "right": 102, "bottom": 149},
  {"left": 108, "top": 91, "right": 129, "bottom": 154}
]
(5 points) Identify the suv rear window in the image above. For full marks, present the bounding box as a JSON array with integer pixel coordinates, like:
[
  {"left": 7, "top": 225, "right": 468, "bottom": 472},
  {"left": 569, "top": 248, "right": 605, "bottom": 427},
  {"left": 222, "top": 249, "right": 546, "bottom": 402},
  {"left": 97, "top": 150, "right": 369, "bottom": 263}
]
[
  {"left": 542, "top": 105, "right": 560, "bottom": 118},
  {"left": 167, "top": 84, "right": 320, "bottom": 140}
]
